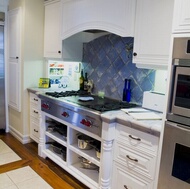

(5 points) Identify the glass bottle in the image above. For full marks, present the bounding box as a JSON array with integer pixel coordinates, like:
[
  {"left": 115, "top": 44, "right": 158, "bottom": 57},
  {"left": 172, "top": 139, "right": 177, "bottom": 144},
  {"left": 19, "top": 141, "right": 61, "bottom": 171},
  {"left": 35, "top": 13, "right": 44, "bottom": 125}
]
[
  {"left": 79, "top": 70, "right": 84, "bottom": 90},
  {"left": 84, "top": 72, "right": 88, "bottom": 91},
  {"left": 122, "top": 79, "right": 131, "bottom": 102}
]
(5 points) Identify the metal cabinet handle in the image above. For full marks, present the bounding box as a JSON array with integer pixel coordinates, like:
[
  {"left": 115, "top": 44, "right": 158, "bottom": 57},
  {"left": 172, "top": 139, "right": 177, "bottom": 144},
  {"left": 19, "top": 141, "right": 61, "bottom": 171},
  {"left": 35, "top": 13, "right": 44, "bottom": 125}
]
[
  {"left": 33, "top": 110, "right": 38, "bottom": 114},
  {"left": 33, "top": 98, "right": 38, "bottom": 101},
  {"left": 129, "top": 134, "right": 141, "bottom": 141},
  {"left": 126, "top": 155, "right": 138, "bottom": 162},
  {"left": 124, "top": 185, "right": 128, "bottom": 189},
  {"left": 16, "top": 56, "right": 19, "bottom": 59},
  {"left": 34, "top": 129, "right": 38, "bottom": 133}
]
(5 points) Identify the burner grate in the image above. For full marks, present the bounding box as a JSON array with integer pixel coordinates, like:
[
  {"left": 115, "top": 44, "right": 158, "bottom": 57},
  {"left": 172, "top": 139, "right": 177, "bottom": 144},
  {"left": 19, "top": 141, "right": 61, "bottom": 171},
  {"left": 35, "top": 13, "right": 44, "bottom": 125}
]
[
  {"left": 85, "top": 102, "right": 137, "bottom": 112},
  {"left": 45, "top": 90, "right": 89, "bottom": 98}
]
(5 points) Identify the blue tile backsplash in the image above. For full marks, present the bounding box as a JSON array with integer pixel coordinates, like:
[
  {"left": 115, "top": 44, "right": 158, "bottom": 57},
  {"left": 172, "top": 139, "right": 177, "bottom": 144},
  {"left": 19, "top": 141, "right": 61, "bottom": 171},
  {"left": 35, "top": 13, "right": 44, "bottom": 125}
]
[{"left": 82, "top": 34, "right": 155, "bottom": 104}]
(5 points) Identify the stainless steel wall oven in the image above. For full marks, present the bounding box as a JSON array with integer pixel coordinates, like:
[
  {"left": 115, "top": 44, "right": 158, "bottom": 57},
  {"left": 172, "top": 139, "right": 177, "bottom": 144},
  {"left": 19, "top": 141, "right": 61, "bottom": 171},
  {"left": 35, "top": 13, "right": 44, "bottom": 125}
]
[{"left": 158, "top": 37, "right": 190, "bottom": 189}]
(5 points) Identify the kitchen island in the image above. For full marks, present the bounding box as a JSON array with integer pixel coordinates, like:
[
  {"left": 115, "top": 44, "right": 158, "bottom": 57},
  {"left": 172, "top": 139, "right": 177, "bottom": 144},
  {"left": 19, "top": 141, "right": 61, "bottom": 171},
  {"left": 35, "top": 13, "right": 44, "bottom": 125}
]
[{"left": 28, "top": 88, "right": 162, "bottom": 189}]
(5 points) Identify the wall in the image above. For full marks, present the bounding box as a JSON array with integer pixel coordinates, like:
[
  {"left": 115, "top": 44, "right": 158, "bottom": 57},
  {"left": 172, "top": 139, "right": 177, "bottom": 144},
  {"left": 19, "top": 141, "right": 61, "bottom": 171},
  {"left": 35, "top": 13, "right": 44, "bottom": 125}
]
[{"left": 82, "top": 34, "right": 155, "bottom": 104}]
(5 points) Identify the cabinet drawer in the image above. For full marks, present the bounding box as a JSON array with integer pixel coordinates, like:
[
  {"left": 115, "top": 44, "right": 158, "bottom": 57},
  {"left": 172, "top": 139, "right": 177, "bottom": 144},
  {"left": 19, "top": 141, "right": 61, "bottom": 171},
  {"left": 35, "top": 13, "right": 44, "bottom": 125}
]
[
  {"left": 30, "top": 118, "right": 40, "bottom": 140},
  {"left": 114, "top": 142, "right": 156, "bottom": 179},
  {"left": 115, "top": 124, "right": 159, "bottom": 155},
  {"left": 112, "top": 162, "right": 153, "bottom": 189},
  {"left": 30, "top": 106, "right": 41, "bottom": 118},
  {"left": 30, "top": 93, "right": 41, "bottom": 109}
]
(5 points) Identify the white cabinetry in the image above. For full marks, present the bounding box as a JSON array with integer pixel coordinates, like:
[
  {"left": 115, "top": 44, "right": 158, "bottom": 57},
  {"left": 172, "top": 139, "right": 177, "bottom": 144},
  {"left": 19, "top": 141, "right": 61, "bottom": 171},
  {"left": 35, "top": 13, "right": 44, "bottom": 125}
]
[
  {"left": 8, "top": 7, "right": 21, "bottom": 112},
  {"left": 44, "top": 0, "right": 62, "bottom": 59},
  {"left": 112, "top": 123, "right": 159, "bottom": 189},
  {"left": 44, "top": 0, "right": 84, "bottom": 60},
  {"left": 133, "top": 0, "right": 174, "bottom": 69},
  {"left": 172, "top": 0, "right": 190, "bottom": 33},
  {"left": 29, "top": 93, "right": 41, "bottom": 143},
  {"left": 61, "top": 0, "right": 136, "bottom": 39},
  {"left": 40, "top": 113, "right": 101, "bottom": 189}
]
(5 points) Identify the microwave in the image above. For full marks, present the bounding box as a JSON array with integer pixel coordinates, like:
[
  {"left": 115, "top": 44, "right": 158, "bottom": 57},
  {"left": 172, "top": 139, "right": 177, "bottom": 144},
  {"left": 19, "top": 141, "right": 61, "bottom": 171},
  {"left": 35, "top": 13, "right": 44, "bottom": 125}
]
[{"left": 167, "top": 37, "right": 190, "bottom": 126}]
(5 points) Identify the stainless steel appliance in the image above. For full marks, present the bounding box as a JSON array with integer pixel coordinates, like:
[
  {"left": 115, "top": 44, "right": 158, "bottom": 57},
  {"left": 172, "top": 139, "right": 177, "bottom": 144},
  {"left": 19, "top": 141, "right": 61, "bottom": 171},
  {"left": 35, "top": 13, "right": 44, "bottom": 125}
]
[
  {"left": 0, "top": 23, "right": 6, "bottom": 133},
  {"left": 167, "top": 37, "right": 190, "bottom": 126},
  {"left": 39, "top": 90, "right": 136, "bottom": 137},
  {"left": 158, "top": 37, "right": 190, "bottom": 188}
]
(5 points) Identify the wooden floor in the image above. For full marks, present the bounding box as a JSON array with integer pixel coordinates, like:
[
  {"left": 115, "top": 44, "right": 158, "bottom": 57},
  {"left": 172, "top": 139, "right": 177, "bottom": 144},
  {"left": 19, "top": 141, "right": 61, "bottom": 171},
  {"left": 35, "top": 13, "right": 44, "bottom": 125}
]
[{"left": 0, "top": 133, "right": 89, "bottom": 189}]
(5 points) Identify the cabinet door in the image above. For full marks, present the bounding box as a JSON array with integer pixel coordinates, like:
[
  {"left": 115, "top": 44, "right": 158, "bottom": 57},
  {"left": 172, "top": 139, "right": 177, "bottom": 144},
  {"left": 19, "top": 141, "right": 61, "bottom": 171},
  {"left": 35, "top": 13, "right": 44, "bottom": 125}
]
[
  {"left": 8, "top": 8, "right": 21, "bottom": 112},
  {"left": 172, "top": 0, "right": 190, "bottom": 33},
  {"left": 44, "top": 0, "right": 62, "bottom": 58},
  {"left": 133, "top": 0, "right": 174, "bottom": 69},
  {"left": 112, "top": 162, "right": 153, "bottom": 189}
]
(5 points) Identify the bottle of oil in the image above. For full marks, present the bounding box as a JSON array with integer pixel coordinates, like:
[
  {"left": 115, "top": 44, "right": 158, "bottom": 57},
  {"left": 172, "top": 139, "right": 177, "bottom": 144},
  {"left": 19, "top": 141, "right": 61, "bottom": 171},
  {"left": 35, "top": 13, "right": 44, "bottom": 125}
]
[
  {"left": 84, "top": 72, "right": 88, "bottom": 91},
  {"left": 79, "top": 69, "right": 84, "bottom": 90}
]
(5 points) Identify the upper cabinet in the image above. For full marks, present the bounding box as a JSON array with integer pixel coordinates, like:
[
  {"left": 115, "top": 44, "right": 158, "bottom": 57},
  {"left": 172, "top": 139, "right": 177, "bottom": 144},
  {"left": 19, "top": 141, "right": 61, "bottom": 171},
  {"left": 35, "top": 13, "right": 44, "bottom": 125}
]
[
  {"left": 172, "top": 0, "right": 190, "bottom": 33},
  {"left": 133, "top": 0, "right": 174, "bottom": 69},
  {"left": 61, "top": 0, "right": 136, "bottom": 39},
  {"left": 44, "top": 0, "right": 62, "bottom": 59}
]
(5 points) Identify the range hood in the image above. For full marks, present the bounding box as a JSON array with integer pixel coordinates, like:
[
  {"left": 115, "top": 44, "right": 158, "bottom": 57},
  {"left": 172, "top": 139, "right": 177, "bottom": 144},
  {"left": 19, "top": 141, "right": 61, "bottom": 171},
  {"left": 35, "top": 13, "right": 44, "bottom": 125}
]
[{"left": 61, "top": 0, "right": 136, "bottom": 40}]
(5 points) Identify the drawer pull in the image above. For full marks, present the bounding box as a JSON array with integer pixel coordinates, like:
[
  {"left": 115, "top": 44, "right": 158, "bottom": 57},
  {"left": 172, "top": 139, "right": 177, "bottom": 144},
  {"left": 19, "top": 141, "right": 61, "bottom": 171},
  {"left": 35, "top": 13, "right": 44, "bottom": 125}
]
[
  {"left": 129, "top": 134, "right": 141, "bottom": 141},
  {"left": 34, "top": 129, "right": 38, "bottom": 133},
  {"left": 33, "top": 98, "right": 38, "bottom": 101},
  {"left": 124, "top": 185, "right": 128, "bottom": 189},
  {"left": 33, "top": 110, "right": 38, "bottom": 114},
  {"left": 126, "top": 155, "right": 138, "bottom": 162}
]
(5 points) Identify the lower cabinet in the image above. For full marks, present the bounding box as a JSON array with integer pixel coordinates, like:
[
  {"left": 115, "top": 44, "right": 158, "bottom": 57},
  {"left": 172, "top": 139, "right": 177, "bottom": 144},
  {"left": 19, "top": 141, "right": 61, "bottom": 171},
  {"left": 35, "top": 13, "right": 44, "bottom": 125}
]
[
  {"left": 39, "top": 113, "right": 101, "bottom": 189},
  {"left": 112, "top": 162, "right": 154, "bottom": 189},
  {"left": 112, "top": 123, "right": 159, "bottom": 189},
  {"left": 29, "top": 93, "right": 41, "bottom": 143}
]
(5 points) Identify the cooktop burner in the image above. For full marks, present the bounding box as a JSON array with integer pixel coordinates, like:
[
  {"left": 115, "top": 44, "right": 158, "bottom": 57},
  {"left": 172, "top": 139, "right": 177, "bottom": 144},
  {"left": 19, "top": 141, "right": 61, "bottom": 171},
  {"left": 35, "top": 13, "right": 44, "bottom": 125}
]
[
  {"left": 45, "top": 90, "right": 137, "bottom": 112},
  {"left": 45, "top": 90, "right": 89, "bottom": 98}
]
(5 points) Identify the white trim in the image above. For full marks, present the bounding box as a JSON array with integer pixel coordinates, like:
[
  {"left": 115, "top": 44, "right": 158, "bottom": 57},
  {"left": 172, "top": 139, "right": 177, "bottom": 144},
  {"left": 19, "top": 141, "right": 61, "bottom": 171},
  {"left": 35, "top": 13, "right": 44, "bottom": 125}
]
[{"left": 8, "top": 125, "right": 32, "bottom": 144}]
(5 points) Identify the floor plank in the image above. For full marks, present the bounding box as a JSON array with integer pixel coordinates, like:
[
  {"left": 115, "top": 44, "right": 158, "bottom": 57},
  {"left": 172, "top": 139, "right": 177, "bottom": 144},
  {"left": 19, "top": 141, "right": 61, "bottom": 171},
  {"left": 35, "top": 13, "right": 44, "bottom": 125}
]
[{"left": 0, "top": 133, "right": 89, "bottom": 189}]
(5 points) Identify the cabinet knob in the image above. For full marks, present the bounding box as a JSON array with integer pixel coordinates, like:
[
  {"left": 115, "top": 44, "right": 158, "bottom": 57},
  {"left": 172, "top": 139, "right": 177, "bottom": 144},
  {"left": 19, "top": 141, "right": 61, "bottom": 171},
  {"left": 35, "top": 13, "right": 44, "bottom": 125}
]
[
  {"left": 16, "top": 57, "right": 19, "bottom": 59},
  {"left": 133, "top": 52, "right": 137, "bottom": 56},
  {"left": 58, "top": 51, "right": 61, "bottom": 54}
]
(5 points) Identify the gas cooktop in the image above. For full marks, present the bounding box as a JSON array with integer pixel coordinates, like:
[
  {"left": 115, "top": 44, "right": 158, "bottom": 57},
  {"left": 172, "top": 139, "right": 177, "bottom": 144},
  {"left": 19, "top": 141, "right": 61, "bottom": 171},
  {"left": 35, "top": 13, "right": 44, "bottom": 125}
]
[{"left": 44, "top": 90, "right": 136, "bottom": 112}]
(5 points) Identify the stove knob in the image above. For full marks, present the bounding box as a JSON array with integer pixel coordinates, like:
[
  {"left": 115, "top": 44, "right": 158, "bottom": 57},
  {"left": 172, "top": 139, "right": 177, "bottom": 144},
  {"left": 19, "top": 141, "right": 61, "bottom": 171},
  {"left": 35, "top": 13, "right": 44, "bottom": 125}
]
[
  {"left": 42, "top": 103, "right": 50, "bottom": 109},
  {"left": 85, "top": 120, "right": 92, "bottom": 127},
  {"left": 62, "top": 111, "right": 69, "bottom": 118},
  {"left": 80, "top": 119, "right": 86, "bottom": 125},
  {"left": 80, "top": 119, "right": 92, "bottom": 127}
]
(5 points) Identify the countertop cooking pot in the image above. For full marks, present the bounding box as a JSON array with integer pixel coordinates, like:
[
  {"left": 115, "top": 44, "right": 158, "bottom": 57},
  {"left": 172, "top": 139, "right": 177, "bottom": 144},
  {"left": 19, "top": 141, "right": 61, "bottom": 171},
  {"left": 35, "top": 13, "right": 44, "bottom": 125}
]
[{"left": 77, "top": 134, "right": 94, "bottom": 150}]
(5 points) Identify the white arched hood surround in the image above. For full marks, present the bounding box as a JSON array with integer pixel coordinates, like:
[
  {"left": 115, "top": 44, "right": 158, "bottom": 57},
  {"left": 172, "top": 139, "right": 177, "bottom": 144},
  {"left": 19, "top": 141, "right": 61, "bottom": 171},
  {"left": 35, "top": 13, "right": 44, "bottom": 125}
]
[{"left": 61, "top": 0, "right": 136, "bottom": 40}]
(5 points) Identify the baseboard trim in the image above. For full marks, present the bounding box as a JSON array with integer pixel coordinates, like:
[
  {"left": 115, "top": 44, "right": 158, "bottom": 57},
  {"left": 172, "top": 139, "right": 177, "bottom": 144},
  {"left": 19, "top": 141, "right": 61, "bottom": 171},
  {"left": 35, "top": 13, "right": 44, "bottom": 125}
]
[{"left": 8, "top": 125, "right": 32, "bottom": 144}]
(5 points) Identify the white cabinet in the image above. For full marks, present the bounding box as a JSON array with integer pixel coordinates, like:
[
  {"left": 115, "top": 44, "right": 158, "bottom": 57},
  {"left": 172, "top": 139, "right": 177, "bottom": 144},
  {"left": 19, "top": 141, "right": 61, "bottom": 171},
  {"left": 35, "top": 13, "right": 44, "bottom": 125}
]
[
  {"left": 29, "top": 93, "right": 41, "bottom": 143},
  {"left": 172, "top": 0, "right": 190, "bottom": 33},
  {"left": 40, "top": 113, "right": 101, "bottom": 189},
  {"left": 8, "top": 7, "right": 21, "bottom": 112},
  {"left": 61, "top": 0, "right": 136, "bottom": 39},
  {"left": 133, "top": 0, "right": 174, "bottom": 69},
  {"left": 44, "top": 0, "right": 84, "bottom": 60},
  {"left": 112, "top": 123, "right": 159, "bottom": 189},
  {"left": 44, "top": 0, "right": 62, "bottom": 59}
]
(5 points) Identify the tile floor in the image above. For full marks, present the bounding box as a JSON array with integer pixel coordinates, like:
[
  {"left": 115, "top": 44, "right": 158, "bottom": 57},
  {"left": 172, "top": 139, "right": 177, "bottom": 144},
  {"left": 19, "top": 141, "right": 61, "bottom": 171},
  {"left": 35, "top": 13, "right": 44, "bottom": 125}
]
[
  {"left": 0, "top": 140, "right": 53, "bottom": 189},
  {"left": 0, "top": 139, "right": 21, "bottom": 165},
  {"left": 0, "top": 166, "right": 53, "bottom": 189}
]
